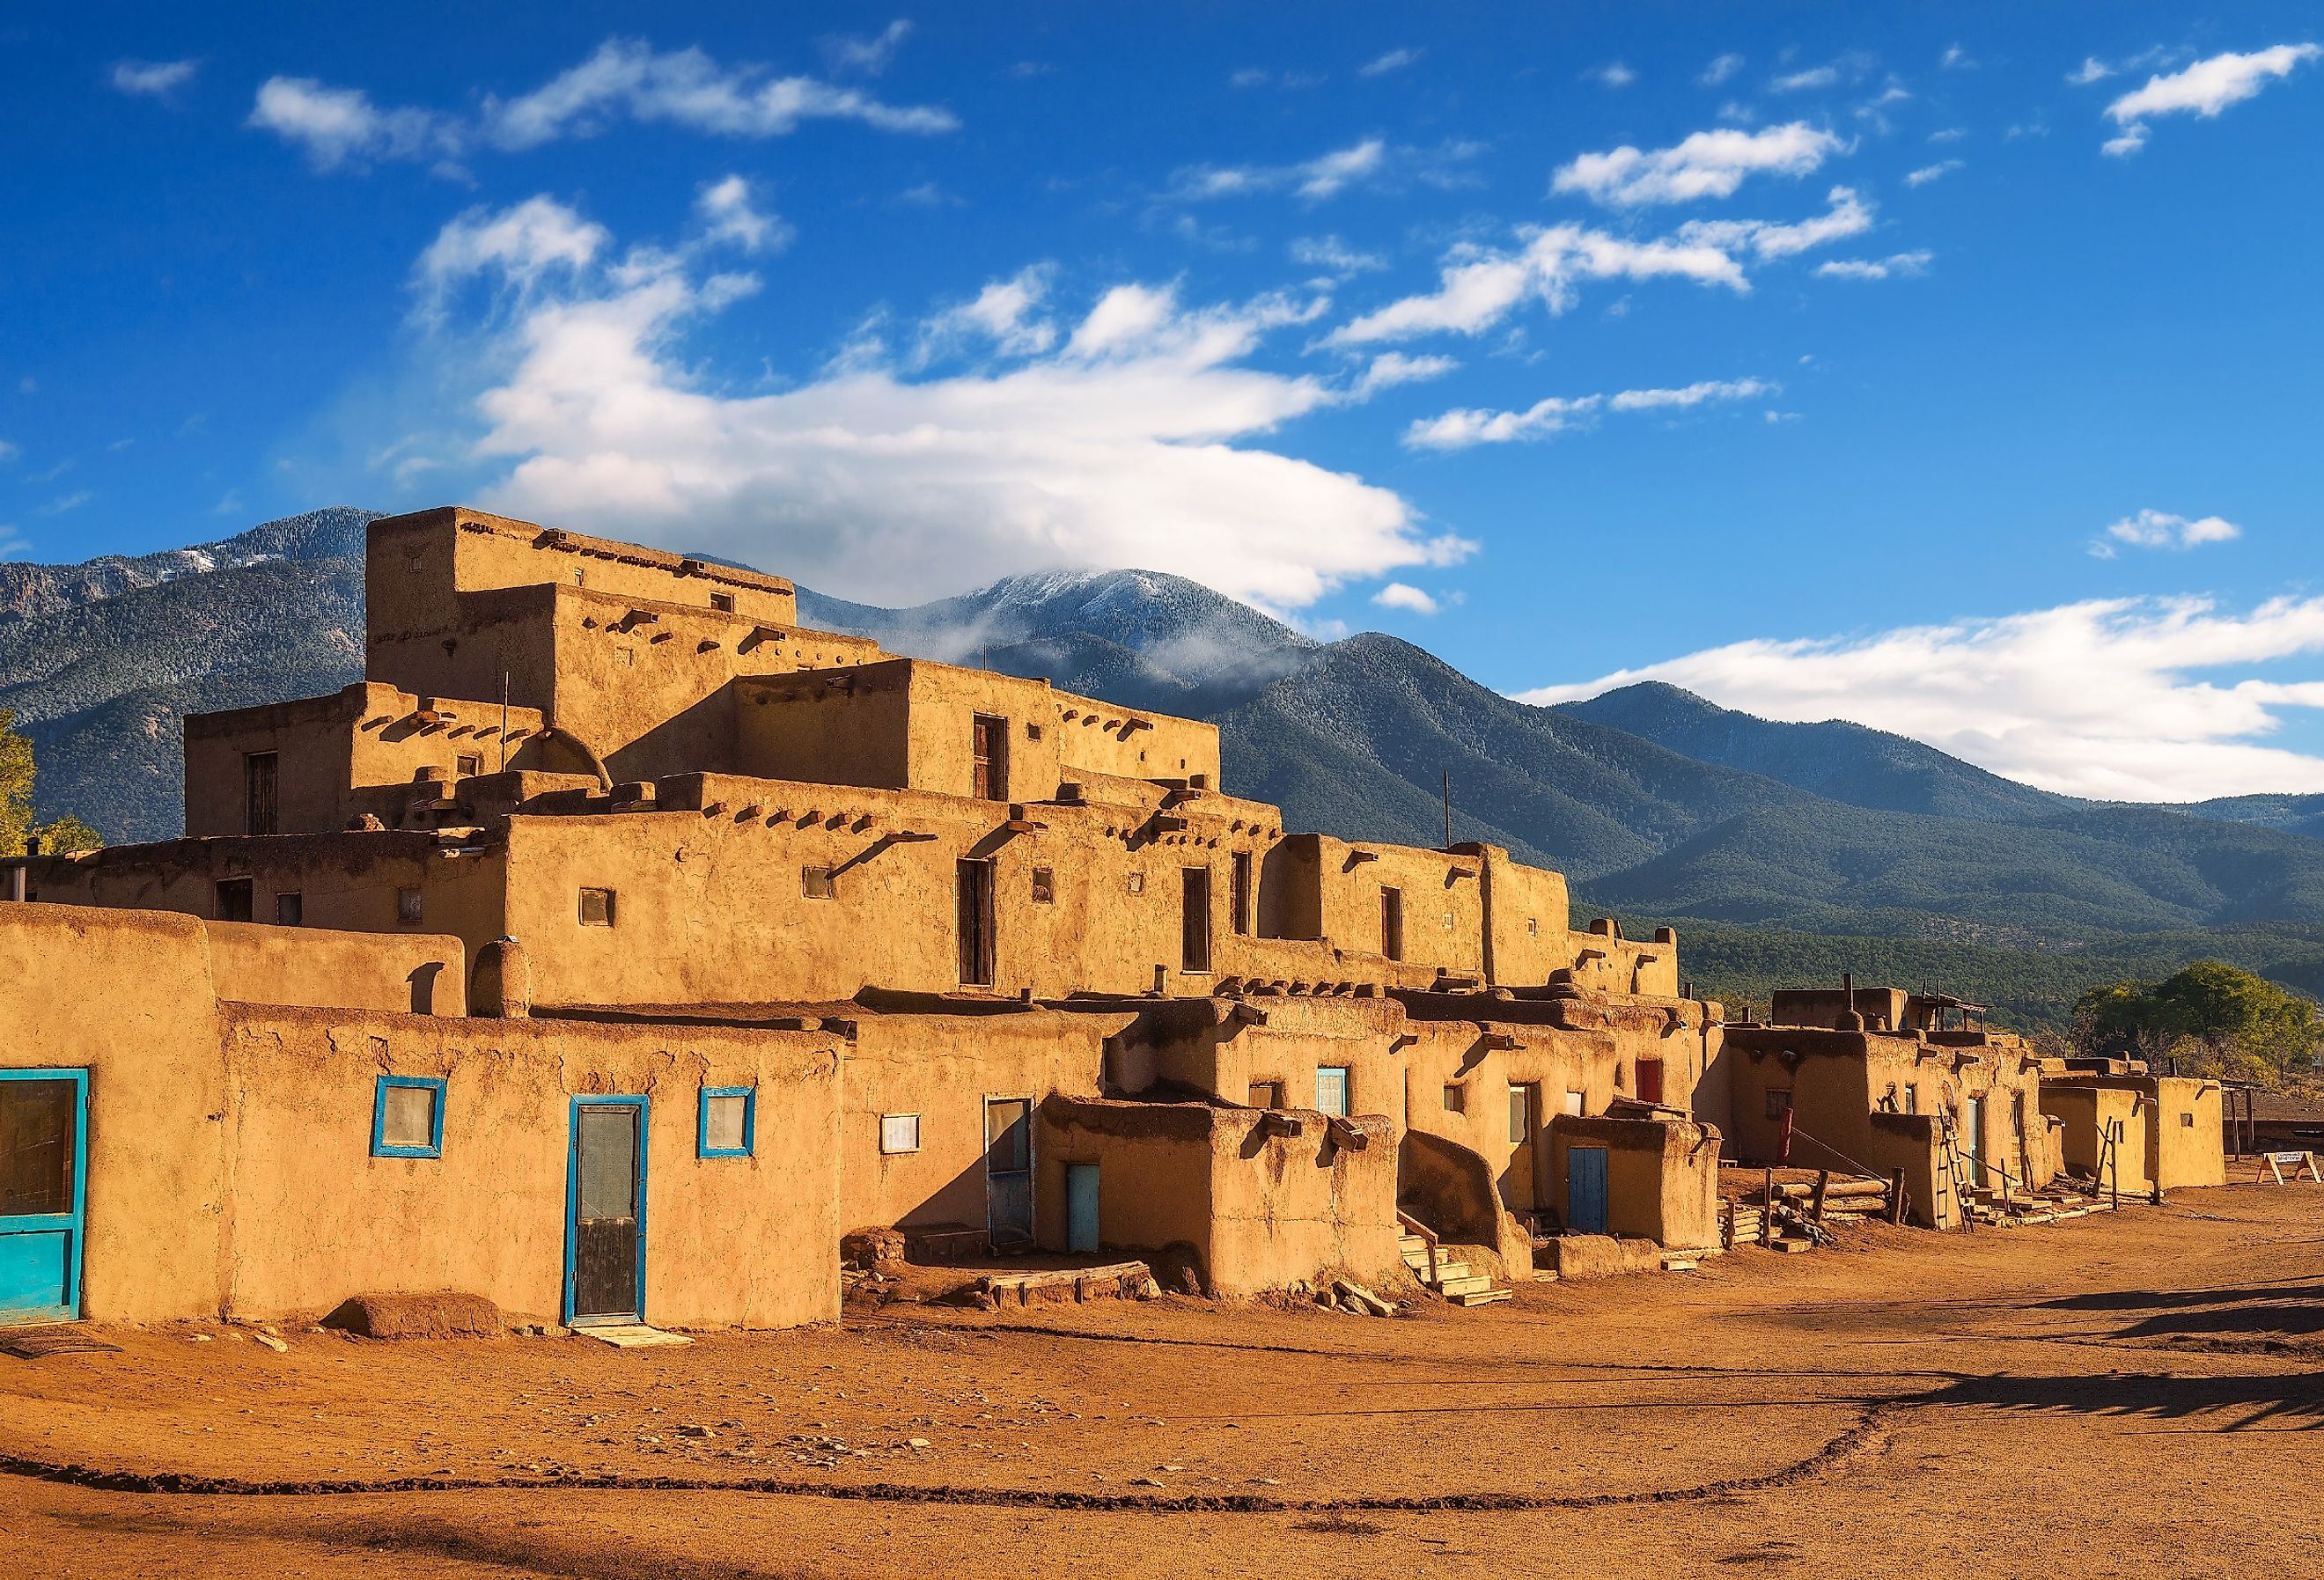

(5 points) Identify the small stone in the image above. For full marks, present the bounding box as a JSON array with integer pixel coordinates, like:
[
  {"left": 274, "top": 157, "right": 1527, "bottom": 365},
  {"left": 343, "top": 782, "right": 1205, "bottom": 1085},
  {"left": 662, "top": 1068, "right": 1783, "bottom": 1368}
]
[
  {"left": 676, "top": 1424, "right": 714, "bottom": 1439},
  {"left": 188, "top": 1334, "right": 212, "bottom": 1343},
  {"left": 1130, "top": 1476, "right": 1164, "bottom": 1488},
  {"left": 251, "top": 1333, "right": 289, "bottom": 1353},
  {"left": 907, "top": 1437, "right": 930, "bottom": 1449}
]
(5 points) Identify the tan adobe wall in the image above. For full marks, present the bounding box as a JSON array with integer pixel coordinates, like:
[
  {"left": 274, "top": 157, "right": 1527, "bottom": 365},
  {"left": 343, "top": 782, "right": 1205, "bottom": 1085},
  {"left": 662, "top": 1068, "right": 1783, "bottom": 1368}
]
[
  {"left": 217, "top": 1004, "right": 841, "bottom": 1328},
  {"left": 838, "top": 1008, "right": 1124, "bottom": 1234},
  {"left": 203, "top": 920, "right": 467, "bottom": 1015},
  {"left": 1033, "top": 1097, "right": 1402, "bottom": 1296},
  {"left": 1472, "top": 846, "right": 1571, "bottom": 985},
  {"left": 1565, "top": 920, "right": 1681, "bottom": 997},
  {"left": 1770, "top": 987, "right": 1915, "bottom": 1032},
  {"left": 2041, "top": 1083, "right": 2148, "bottom": 1193},
  {"left": 907, "top": 663, "right": 1065, "bottom": 801},
  {"left": 0, "top": 905, "right": 230, "bottom": 1322},
  {"left": 2043, "top": 1075, "right": 2222, "bottom": 1193},
  {"left": 1548, "top": 1115, "right": 1723, "bottom": 1249},
  {"left": 1119, "top": 994, "right": 1407, "bottom": 1115},
  {"left": 1049, "top": 688, "right": 1220, "bottom": 788},
  {"left": 734, "top": 669, "right": 914, "bottom": 791},
  {"left": 1266, "top": 834, "right": 1488, "bottom": 980},
  {"left": 2148, "top": 1077, "right": 2225, "bottom": 1189}
]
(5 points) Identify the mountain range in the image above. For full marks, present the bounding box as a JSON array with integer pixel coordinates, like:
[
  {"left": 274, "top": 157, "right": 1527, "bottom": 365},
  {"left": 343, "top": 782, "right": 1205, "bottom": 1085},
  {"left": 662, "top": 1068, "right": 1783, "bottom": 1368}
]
[{"left": 7, "top": 505, "right": 2322, "bottom": 1025}]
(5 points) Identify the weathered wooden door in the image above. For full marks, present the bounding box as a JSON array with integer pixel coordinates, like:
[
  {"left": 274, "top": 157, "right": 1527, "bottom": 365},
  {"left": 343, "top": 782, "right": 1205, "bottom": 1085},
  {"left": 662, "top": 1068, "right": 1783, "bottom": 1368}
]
[
  {"left": 567, "top": 1098, "right": 647, "bottom": 1326},
  {"left": 244, "top": 752, "right": 278, "bottom": 836},
  {"left": 956, "top": 859, "right": 995, "bottom": 987},
  {"left": 985, "top": 1098, "right": 1033, "bottom": 1247},
  {"left": 0, "top": 1070, "right": 86, "bottom": 1326},
  {"left": 1066, "top": 1165, "right": 1100, "bottom": 1253},
  {"left": 1635, "top": 1058, "right": 1665, "bottom": 1106},
  {"left": 970, "top": 715, "right": 1007, "bottom": 800},
  {"left": 1568, "top": 1145, "right": 1610, "bottom": 1235}
]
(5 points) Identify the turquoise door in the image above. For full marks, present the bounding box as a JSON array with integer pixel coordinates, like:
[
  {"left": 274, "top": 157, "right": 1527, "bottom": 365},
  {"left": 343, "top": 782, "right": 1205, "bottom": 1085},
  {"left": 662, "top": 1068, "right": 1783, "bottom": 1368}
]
[
  {"left": 1, "top": 1069, "right": 89, "bottom": 1326},
  {"left": 1567, "top": 1145, "right": 1610, "bottom": 1236},
  {"left": 1066, "top": 1164, "right": 1100, "bottom": 1253}
]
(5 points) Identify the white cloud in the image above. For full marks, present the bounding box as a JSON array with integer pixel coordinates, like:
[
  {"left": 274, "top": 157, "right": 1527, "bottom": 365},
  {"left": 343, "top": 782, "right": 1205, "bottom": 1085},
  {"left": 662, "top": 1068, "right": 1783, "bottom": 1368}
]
[
  {"left": 1358, "top": 48, "right": 1423, "bottom": 77},
  {"left": 35, "top": 490, "right": 91, "bottom": 517},
  {"left": 427, "top": 202, "right": 1469, "bottom": 611},
  {"left": 695, "top": 175, "right": 791, "bottom": 254},
  {"left": 0, "top": 439, "right": 17, "bottom": 464},
  {"left": 1290, "top": 234, "right": 1386, "bottom": 275},
  {"left": 1905, "top": 158, "right": 1964, "bottom": 186},
  {"left": 1165, "top": 136, "right": 1477, "bottom": 204},
  {"left": 1814, "top": 249, "right": 1932, "bottom": 280},
  {"left": 1940, "top": 45, "right": 1977, "bottom": 70},
  {"left": 111, "top": 58, "right": 198, "bottom": 99},
  {"left": 1356, "top": 352, "right": 1458, "bottom": 394},
  {"left": 1699, "top": 53, "right": 1745, "bottom": 86},
  {"left": 821, "top": 19, "right": 913, "bottom": 76},
  {"left": 415, "top": 195, "right": 609, "bottom": 306},
  {"left": 1770, "top": 65, "right": 1840, "bottom": 93},
  {"left": 248, "top": 77, "right": 460, "bottom": 170},
  {"left": 916, "top": 265, "right": 1060, "bottom": 361},
  {"left": 2089, "top": 508, "right": 2241, "bottom": 557},
  {"left": 251, "top": 40, "right": 956, "bottom": 171},
  {"left": 1518, "top": 595, "right": 2324, "bottom": 801},
  {"left": 1405, "top": 375, "right": 1770, "bottom": 449},
  {"left": 1928, "top": 125, "right": 1968, "bottom": 143},
  {"left": 1553, "top": 121, "right": 1845, "bottom": 206},
  {"left": 2068, "top": 56, "right": 2114, "bottom": 85},
  {"left": 2102, "top": 44, "right": 2320, "bottom": 154},
  {"left": 1372, "top": 582, "right": 1439, "bottom": 614},
  {"left": 1675, "top": 185, "right": 1875, "bottom": 260},
  {"left": 1588, "top": 61, "right": 1638, "bottom": 89}
]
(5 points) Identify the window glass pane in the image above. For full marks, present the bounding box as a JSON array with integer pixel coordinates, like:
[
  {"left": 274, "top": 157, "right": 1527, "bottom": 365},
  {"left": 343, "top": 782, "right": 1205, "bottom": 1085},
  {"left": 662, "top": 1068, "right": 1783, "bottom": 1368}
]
[
  {"left": 1316, "top": 1068, "right": 1350, "bottom": 1117},
  {"left": 379, "top": 1084, "right": 438, "bottom": 1150},
  {"left": 1508, "top": 1086, "right": 1531, "bottom": 1144},
  {"left": 577, "top": 1107, "right": 638, "bottom": 1218},
  {"left": 985, "top": 1099, "right": 1031, "bottom": 1171},
  {"left": 880, "top": 1113, "right": 921, "bottom": 1154},
  {"left": 0, "top": 1079, "right": 76, "bottom": 1214},
  {"left": 703, "top": 1094, "right": 749, "bottom": 1153}
]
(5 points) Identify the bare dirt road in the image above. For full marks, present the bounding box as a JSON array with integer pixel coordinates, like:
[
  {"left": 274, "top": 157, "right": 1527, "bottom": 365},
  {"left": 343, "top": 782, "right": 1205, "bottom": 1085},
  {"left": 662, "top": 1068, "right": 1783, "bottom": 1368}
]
[{"left": 6, "top": 1184, "right": 2322, "bottom": 1577}]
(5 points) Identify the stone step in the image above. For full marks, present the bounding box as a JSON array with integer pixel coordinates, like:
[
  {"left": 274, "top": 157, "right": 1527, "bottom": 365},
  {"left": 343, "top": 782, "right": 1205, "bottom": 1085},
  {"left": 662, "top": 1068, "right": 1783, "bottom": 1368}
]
[
  {"left": 1448, "top": 1288, "right": 1513, "bottom": 1306},
  {"left": 1438, "top": 1273, "right": 1495, "bottom": 1297},
  {"left": 1769, "top": 1238, "right": 1816, "bottom": 1254}
]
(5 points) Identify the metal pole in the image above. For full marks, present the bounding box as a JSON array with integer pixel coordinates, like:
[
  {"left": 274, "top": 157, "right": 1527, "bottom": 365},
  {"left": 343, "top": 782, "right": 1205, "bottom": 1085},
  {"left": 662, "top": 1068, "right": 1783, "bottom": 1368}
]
[
  {"left": 499, "top": 670, "right": 511, "bottom": 773},
  {"left": 1441, "top": 768, "right": 1452, "bottom": 849}
]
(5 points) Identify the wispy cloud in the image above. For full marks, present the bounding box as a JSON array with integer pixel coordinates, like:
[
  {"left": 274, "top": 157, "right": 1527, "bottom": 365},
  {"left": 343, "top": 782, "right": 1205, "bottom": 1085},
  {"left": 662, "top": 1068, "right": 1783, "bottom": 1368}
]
[
  {"left": 1290, "top": 235, "right": 1386, "bottom": 276},
  {"left": 1165, "top": 136, "right": 1478, "bottom": 204},
  {"left": 1905, "top": 159, "right": 1964, "bottom": 186},
  {"left": 2088, "top": 508, "right": 2241, "bottom": 558},
  {"left": 1587, "top": 61, "right": 1638, "bottom": 89},
  {"left": 1357, "top": 48, "right": 1423, "bottom": 77},
  {"left": 695, "top": 174, "right": 791, "bottom": 254},
  {"left": 1356, "top": 351, "right": 1459, "bottom": 394},
  {"left": 1519, "top": 594, "right": 2324, "bottom": 801},
  {"left": 111, "top": 58, "right": 198, "bottom": 100},
  {"left": 1939, "top": 45, "right": 1977, "bottom": 70},
  {"left": 35, "top": 490, "right": 92, "bottom": 517},
  {"left": 250, "top": 38, "right": 957, "bottom": 172},
  {"left": 1698, "top": 53, "right": 1745, "bottom": 86},
  {"left": 1404, "top": 375, "right": 1772, "bottom": 449},
  {"left": 1554, "top": 121, "right": 1846, "bottom": 207},
  {"left": 1813, "top": 249, "right": 1932, "bottom": 280},
  {"left": 1770, "top": 65, "right": 1839, "bottom": 93},
  {"left": 2102, "top": 43, "right": 2320, "bottom": 156},
  {"left": 1675, "top": 185, "right": 1874, "bottom": 260},
  {"left": 820, "top": 19, "right": 913, "bottom": 76},
  {"left": 1372, "top": 582, "right": 1438, "bottom": 614}
]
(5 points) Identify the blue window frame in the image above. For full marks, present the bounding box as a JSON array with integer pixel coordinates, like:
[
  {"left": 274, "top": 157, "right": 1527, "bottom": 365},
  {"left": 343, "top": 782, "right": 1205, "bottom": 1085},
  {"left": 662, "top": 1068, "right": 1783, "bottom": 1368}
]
[
  {"left": 698, "top": 1086, "right": 756, "bottom": 1158},
  {"left": 371, "top": 1075, "right": 445, "bottom": 1158}
]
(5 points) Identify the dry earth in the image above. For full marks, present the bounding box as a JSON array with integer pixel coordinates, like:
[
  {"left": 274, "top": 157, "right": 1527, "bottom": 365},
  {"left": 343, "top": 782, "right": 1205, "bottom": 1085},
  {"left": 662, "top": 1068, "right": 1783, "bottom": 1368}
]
[{"left": 7, "top": 1183, "right": 2324, "bottom": 1577}]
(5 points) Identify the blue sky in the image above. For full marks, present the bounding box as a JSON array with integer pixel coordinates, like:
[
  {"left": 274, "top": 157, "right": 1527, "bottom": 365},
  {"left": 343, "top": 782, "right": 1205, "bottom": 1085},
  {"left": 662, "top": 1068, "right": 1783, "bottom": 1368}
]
[{"left": 4, "top": 4, "right": 2321, "bottom": 801}]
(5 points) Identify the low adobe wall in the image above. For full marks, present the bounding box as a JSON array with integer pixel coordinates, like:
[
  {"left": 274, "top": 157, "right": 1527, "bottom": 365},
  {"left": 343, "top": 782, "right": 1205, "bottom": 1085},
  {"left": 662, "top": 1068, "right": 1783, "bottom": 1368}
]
[
  {"left": 203, "top": 920, "right": 467, "bottom": 1015},
  {"left": 1548, "top": 1114, "right": 1722, "bottom": 1250},
  {"left": 1033, "top": 1097, "right": 1401, "bottom": 1296}
]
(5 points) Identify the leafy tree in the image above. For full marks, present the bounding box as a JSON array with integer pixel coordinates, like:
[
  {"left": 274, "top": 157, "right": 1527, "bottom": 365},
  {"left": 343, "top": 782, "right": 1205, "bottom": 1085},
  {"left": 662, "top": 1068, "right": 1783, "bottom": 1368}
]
[
  {"left": 0, "top": 708, "right": 105, "bottom": 859},
  {"left": 2073, "top": 959, "right": 2322, "bottom": 1083}
]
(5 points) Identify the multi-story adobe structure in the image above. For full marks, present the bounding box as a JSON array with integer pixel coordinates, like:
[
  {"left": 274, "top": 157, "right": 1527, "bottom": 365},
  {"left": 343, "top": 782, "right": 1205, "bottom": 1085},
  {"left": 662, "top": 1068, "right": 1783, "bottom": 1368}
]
[{"left": 0, "top": 508, "right": 2219, "bottom": 1332}]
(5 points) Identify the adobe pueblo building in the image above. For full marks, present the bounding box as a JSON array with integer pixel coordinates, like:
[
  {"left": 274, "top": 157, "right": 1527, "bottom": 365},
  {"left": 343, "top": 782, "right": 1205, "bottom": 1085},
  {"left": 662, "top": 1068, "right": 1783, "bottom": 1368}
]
[{"left": 0, "top": 508, "right": 2222, "bottom": 1332}]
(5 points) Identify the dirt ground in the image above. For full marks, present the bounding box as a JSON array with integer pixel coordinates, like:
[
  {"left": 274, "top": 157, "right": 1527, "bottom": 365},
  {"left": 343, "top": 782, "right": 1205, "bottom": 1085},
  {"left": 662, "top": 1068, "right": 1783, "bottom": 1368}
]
[{"left": 7, "top": 1183, "right": 2324, "bottom": 1578}]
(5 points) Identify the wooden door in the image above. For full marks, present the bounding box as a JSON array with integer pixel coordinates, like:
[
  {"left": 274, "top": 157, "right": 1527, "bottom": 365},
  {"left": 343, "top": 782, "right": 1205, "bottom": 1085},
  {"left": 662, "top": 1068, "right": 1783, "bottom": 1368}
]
[
  {"left": 0, "top": 1070, "right": 86, "bottom": 1326},
  {"left": 567, "top": 1098, "right": 646, "bottom": 1326},
  {"left": 1635, "top": 1058, "right": 1665, "bottom": 1106},
  {"left": 1568, "top": 1145, "right": 1610, "bottom": 1235},
  {"left": 1180, "top": 867, "right": 1211, "bottom": 974},
  {"left": 245, "top": 752, "right": 278, "bottom": 836},
  {"left": 1066, "top": 1164, "right": 1100, "bottom": 1253},
  {"left": 956, "top": 859, "right": 995, "bottom": 986},
  {"left": 970, "top": 715, "right": 1007, "bottom": 800},
  {"left": 1380, "top": 887, "right": 1404, "bottom": 960}
]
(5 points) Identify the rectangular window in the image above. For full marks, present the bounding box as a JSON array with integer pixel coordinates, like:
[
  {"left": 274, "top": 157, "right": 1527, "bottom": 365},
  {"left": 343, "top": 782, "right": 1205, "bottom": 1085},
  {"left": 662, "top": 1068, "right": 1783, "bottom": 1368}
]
[
  {"left": 803, "top": 865, "right": 836, "bottom": 900},
  {"left": 245, "top": 752, "right": 278, "bottom": 837},
  {"left": 1315, "top": 1067, "right": 1350, "bottom": 1118},
  {"left": 396, "top": 886, "right": 423, "bottom": 925},
  {"left": 274, "top": 892, "right": 303, "bottom": 927},
  {"left": 1248, "top": 1080, "right": 1284, "bottom": 1110},
  {"left": 1031, "top": 866, "right": 1054, "bottom": 904},
  {"left": 1563, "top": 1089, "right": 1585, "bottom": 1117},
  {"left": 578, "top": 886, "right": 616, "bottom": 926},
  {"left": 1766, "top": 1088, "right": 1794, "bottom": 1121},
  {"left": 1442, "top": 1083, "right": 1466, "bottom": 1113},
  {"left": 371, "top": 1075, "right": 445, "bottom": 1159},
  {"left": 2181, "top": 1112, "right": 2195, "bottom": 1128},
  {"left": 1635, "top": 1057, "right": 1665, "bottom": 1106},
  {"left": 985, "top": 1098, "right": 1033, "bottom": 1172},
  {"left": 1126, "top": 871, "right": 1145, "bottom": 895},
  {"left": 710, "top": 592, "right": 735, "bottom": 614},
  {"left": 1231, "top": 851, "right": 1253, "bottom": 937},
  {"left": 698, "top": 1087, "right": 755, "bottom": 1158},
  {"left": 1380, "top": 886, "right": 1404, "bottom": 961},
  {"left": 216, "top": 878, "right": 254, "bottom": 923},
  {"left": 879, "top": 1113, "right": 921, "bottom": 1154},
  {"left": 957, "top": 858, "right": 995, "bottom": 986},
  {"left": 971, "top": 714, "right": 1008, "bottom": 800},
  {"left": 1902, "top": 1084, "right": 1918, "bottom": 1115},
  {"left": 1509, "top": 1083, "right": 1537, "bottom": 1146},
  {"left": 1526, "top": 917, "right": 1539, "bottom": 937},
  {"left": 455, "top": 753, "right": 482, "bottom": 778},
  {"left": 1180, "top": 866, "right": 1212, "bottom": 974}
]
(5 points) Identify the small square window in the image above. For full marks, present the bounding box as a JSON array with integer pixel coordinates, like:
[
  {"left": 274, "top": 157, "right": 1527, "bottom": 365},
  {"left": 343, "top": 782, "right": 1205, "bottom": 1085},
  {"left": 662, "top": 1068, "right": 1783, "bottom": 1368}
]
[
  {"left": 397, "top": 886, "right": 423, "bottom": 925},
  {"left": 1249, "top": 1080, "right": 1283, "bottom": 1110},
  {"left": 2180, "top": 1112, "right": 2195, "bottom": 1128},
  {"left": 803, "top": 866, "right": 836, "bottom": 900},
  {"left": 699, "top": 1087, "right": 755, "bottom": 1158},
  {"left": 1026, "top": 723, "right": 1043, "bottom": 741},
  {"left": 1442, "top": 910, "right": 1455, "bottom": 929},
  {"left": 1526, "top": 917, "right": 1539, "bottom": 936},
  {"left": 1442, "top": 1084, "right": 1466, "bottom": 1113},
  {"left": 1765, "top": 1088, "right": 1794, "bottom": 1121},
  {"left": 579, "top": 886, "right": 616, "bottom": 926},
  {"left": 1563, "top": 1090, "right": 1585, "bottom": 1117},
  {"left": 275, "top": 892, "right": 304, "bottom": 927},
  {"left": 372, "top": 1076, "right": 445, "bottom": 1158},
  {"left": 1032, "top": 867, "right": 1055, "bottom": 903},
  {"left": 710, "top": 592, "right": 735, "bottom": 614},
  {"left": 880, "top": 1113, "right": 922, "bottom": 1154},
  {"left": 1126, "top": 871, "right": 1145, "bottom": 895},
  {"left": 456, "top": 753, "right": 482, "bottom": 777},
  {"left": 217, "top": 878, "right": 254, "bottom": 923}
]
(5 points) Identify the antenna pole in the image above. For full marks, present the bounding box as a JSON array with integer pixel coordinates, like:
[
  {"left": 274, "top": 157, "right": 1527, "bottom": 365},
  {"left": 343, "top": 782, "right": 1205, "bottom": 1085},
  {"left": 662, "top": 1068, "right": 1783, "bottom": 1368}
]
[
  {"left": 499, "top": 671, "right": 511, "bottom": 773},
  {"left": 1442, "top": 768, "right": 1452, "bottom": 849}
]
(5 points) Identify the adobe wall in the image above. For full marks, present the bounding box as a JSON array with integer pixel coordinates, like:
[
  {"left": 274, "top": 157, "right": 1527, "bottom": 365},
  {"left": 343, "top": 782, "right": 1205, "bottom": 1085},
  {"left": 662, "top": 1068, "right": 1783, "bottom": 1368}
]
[
  {"left": 2148, "top": 1077, "right": 2226, "bottom": 1189},
  {"left": 1548, "top": 1114, "right": 1723, "bottom": 1250},
  {"left": 219, "top": 1004, "right": 842, "bottom": 1328},
  {"left": 1033, "top": 1098, "right": 1402, "bottom": 1295},
  {"left": 1050, "top": 687, "right": 1221, "bottom": 788},
  {"left": 1468, "top": 845, "right": 1570, "bottom": 986},
  {"left": 203, "top": 920, "right": 467, "bottom": 1015},
  {"left": 1118, "top": 994, "right": 1408, "bottom": 1116},
  {"left": 838, "top": 1007, "right": 1126, "bottom": 1233},
  {"left": 1268, "top": 834, "right": 1488, "bottom": 981},
  {"left": 2041, "top": 1083, "right": 2150, "bottom": 1194},
  {"left": 1565, "top": 920, "right": 1681, "bottom": 998},
  {"left": 2044, "top": 1076, "right": 2222, "bottom": 1193},
  {"left": 0, "top": 905, "right": 229, "bottom": 1323},
  {"left": 734, "top": 670, "right": 914, "bottom": 792},
  {"left": 905, "top": 662, "right": 1065, "bottom": 801}
]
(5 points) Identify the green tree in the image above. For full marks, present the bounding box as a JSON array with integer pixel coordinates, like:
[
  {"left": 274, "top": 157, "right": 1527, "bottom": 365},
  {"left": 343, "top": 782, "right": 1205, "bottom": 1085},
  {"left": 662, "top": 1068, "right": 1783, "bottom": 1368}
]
[
  {"left": 0, "top": 708, "right": 105, "bottom": 859},
  {"left": 2074, "top": 959, "right": 2322, "bottom": 1083}
]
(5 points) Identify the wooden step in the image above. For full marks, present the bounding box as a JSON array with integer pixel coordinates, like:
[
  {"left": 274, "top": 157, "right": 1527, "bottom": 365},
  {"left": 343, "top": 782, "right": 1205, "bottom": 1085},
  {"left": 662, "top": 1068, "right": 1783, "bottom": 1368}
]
[
  {"left": 1438, "top": 1274, "right": 1494, "bottom": 1297},
  {"left": 1769, "top": 1238, "right": 1815, "bottom": 1254},
  {"left": 1447, "top": 1288, "right": 1513, "bottom": 1306}
]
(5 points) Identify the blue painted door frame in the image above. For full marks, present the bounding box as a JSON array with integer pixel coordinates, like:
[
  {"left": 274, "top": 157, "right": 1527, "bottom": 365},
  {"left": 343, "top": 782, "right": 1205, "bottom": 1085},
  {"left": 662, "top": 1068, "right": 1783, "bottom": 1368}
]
[
  {"left": 564, "top": 1094, "right": 650, "bottom": 1327},
  {"left": 1567, "top": 1144, "right": 1610, "bottom": 1237},
  {"left": 0, "top": 1069, "right": 89, "bottom": 1326}
]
